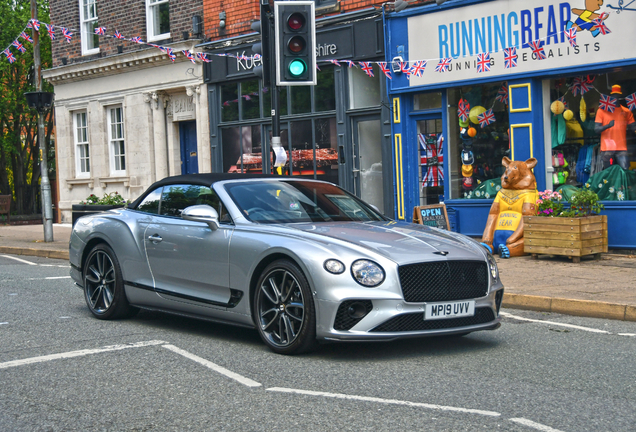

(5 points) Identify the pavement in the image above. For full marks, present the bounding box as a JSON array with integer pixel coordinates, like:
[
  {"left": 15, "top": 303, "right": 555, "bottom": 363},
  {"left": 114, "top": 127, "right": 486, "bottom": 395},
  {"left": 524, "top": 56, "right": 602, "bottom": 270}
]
[{"left": 1, "top": 223, "right": 635, "bottom": 322}]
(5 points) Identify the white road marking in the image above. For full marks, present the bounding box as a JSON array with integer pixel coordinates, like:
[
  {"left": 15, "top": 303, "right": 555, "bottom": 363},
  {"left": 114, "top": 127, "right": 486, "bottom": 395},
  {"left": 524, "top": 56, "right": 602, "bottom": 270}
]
[
  {"left": 45, "top": 276, "right": 72, "bottom": 280},
  {"left": 162, "top": 344, "right": 261, "bottom": 388},
  {"left": 501, "top": 312, "right": 610, "bottom": 334},
  {"left": 619, "top": 333, "right": 636, "bottom": 337},
  {"left": 0, "top": 322, "right": 8, "bottom": 325},
  {"left": 0, "top": 340, "right": 166, "bottom": 370},
  {"left": 1, "top": 255, "right": 37, "bottom": 265},
  {"left": 509, "top": 417, "right": 565, "bottom": 432},
  {"left": 266, "top": 387, "right": 501, "bottom": 417}
]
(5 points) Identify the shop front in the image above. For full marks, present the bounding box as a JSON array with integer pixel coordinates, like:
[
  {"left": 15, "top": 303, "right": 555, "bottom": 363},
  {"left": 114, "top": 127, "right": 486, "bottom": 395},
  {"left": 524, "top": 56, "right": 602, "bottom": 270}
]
[
  {"left": 386, "top": 0, "right": 636, "bottom": 248},
  {"left": 199, "top": 11, "right": 395, "bottom": 215}
]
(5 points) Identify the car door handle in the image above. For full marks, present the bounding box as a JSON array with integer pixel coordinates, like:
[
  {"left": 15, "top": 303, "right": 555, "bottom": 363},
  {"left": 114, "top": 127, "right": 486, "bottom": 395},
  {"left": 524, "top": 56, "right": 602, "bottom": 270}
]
[{"left": 148, "top": 234, "right": 163, "bottom": 243}]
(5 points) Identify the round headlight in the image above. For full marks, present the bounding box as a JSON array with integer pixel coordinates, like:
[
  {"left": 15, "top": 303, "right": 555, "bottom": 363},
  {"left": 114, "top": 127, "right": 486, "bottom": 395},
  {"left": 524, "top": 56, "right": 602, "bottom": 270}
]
[
  {"left": 351, "top": 259, "right": 385, "bottom": 287},
  {"left": 324, "top": 259, "right": 345, "bottom": 274},
  {"left": 487, "top": 254, "right": 498, "bottom": 280}
]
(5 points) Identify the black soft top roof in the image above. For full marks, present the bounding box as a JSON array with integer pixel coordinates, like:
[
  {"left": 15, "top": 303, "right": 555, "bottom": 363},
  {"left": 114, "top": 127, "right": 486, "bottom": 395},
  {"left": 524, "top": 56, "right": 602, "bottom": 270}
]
[{"left": 128, "top": 173, "right": 279, "bottom": 209}]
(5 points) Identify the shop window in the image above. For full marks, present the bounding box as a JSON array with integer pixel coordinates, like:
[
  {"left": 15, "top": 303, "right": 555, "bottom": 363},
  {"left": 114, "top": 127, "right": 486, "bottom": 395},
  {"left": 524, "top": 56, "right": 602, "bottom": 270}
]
[
  {"left": 549, "top": 71, "right": 636, "bottom": 201},
  {"left": 447, "top": 83, "right": 510, "bottom": 199},
  {"left": 80, "top": 0, "right": 99, "bottom": 55},
  {"left": 146, "top": 0, "right": 170, "bottom": 41},
  {"left": 220, "top": 83, "right": 239, "bottom": 122},
  {"left": 222, "top": 125, "right": 262, "bottom": 173},
  {"left": 291, "top": 86, "right": 311, "bottom": 114},
  {"left": 414, "top": 92, "right": 442, "bottom": 111},
  {"left": 263, "top": 86, "right": 288, "bottom": 118},
  {"left": 315, "top": 67, "right": 336, "bottom": 112},
  {"left": 349, "top": 64, "right": 381, "bottom": 109},
  {"left": 315, "top": 118, "right": 338, "bottom": 183},
  {"left": 242, "top": 80, "right": 260, "bottom": 120}
]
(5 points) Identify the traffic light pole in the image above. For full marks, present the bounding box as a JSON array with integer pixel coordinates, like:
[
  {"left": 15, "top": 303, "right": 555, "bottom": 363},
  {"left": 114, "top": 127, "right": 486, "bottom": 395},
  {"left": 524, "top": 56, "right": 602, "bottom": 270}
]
[{"left": 264, "top": 0, "right": 282, "bottom": 174}]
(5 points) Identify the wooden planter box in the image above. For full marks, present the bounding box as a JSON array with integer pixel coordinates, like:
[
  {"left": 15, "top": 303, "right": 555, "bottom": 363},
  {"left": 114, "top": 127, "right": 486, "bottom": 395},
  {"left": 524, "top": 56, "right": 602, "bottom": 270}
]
[
  {"left": 72, "top": 204, "right": 125, "bottom": 226},
  {"left": 523, "top": 215, "right": 608, "bottom": 263}
]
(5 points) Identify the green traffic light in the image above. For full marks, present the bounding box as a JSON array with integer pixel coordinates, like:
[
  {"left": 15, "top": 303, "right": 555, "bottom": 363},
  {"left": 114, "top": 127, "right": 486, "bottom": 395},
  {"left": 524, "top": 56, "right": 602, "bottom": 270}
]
[{"left": 288, "top": 59, "right": 306, "bottom": 77}]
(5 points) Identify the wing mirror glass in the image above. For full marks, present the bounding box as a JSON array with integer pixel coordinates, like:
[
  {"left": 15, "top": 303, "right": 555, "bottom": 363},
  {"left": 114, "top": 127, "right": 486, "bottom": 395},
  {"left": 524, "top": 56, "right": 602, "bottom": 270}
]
[{"left": 181, "top": 205, "right": 220, "bottom": 230}]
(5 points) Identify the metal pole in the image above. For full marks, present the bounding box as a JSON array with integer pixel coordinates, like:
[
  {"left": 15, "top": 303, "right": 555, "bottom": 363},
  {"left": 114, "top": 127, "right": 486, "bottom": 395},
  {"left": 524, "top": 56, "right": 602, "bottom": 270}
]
[
  {"left": 31, "top": 0, "right": 53, "bottom": 241},
  {"left": 269, "top": 8, "right": 282, "bottom": 175}
]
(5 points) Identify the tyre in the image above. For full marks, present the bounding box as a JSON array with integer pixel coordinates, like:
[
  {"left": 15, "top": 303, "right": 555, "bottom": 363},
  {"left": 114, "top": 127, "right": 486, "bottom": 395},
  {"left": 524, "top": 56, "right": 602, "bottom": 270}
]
[
  {"left": 83, "top": 243, "right": 138, "bottom": 320},
  {"left": 253, "top": 259, "right": 317, "bottom": 355}
]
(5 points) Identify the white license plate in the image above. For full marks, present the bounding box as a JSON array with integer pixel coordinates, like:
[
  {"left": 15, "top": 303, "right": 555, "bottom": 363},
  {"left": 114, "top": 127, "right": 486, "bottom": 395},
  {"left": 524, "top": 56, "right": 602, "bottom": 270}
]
[{"left": 425, "top": 300, "right": 475, "bottom": 320}]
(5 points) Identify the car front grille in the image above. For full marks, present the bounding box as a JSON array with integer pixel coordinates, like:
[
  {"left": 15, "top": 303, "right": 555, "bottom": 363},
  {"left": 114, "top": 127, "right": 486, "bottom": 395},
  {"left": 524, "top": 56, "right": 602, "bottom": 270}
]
[
  {"left": 370, "top": 307, "right": 495, "bottom": 332},
  {"left": 398, "top": 261, "right": 489, "bottom": 303}
]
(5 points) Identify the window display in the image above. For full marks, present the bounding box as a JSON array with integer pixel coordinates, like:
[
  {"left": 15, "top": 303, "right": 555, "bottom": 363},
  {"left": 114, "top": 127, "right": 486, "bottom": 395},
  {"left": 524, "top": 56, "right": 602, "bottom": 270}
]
[{"left": 447, "top": 83, "right": 510, "bottom": 199}]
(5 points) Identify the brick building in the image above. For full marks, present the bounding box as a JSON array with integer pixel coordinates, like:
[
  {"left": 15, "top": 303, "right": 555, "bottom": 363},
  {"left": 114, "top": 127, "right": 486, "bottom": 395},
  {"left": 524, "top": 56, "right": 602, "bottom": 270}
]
[{"left": 43, "top": 0, "right": 210, "bottom": 222}]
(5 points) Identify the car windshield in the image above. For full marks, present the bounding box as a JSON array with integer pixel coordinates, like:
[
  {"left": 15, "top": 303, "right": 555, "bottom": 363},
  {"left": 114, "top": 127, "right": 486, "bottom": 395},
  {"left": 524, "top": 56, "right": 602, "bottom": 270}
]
[{"left": 225, "top": 180, "right": 388, "bottom": 224}]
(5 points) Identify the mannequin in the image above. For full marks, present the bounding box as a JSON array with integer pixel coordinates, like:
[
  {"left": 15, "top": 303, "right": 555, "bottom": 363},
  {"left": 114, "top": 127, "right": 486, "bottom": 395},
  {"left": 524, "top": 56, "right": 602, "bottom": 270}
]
[{"left": 594, "top": 85, "right": 636, "bottom": 170}]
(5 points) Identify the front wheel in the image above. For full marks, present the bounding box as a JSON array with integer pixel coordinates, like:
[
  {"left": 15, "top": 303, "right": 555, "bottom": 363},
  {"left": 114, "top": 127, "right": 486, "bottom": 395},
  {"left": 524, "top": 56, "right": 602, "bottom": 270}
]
[
  {"left": 253, "top": 260, "right": 317, "bottom": 355},
  {"left": 83, "top": 244, "right": 138, "bottom": 320}
]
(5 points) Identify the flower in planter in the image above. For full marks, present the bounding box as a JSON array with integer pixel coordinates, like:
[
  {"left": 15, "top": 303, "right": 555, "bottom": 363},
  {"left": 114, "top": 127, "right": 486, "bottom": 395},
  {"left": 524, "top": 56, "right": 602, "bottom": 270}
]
[
  {"left": 80, "top": 192, "right": 129, "bottom": 206},
  {"left": 536, "top": 190, "right": 564, "bottom": 217}
]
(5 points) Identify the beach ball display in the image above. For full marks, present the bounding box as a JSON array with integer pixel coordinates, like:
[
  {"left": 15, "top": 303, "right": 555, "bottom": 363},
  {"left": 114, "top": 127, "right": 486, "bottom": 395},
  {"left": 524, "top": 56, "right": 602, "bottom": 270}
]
[
  {"left": 563, "top": 109, "right": 574, "bottom": 121},
  {"left": 469, "top": 106, "right": 486, "bottom": 125},
  {"left": 551, "top": 100, "right": 565, "bottom": 115}
]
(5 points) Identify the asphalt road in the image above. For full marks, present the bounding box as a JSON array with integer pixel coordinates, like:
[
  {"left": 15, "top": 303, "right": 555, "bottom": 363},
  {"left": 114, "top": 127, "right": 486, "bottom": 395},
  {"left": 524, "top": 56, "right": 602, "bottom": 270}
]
[{"left": 1, "top": 253, "right": 635, "bottom": 432}]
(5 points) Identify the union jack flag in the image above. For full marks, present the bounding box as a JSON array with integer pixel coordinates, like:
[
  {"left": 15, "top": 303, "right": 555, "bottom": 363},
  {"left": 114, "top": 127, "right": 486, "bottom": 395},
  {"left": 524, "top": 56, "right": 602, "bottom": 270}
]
[
  {"left": 599, "top": 94, "right": 617, "bottom": 113},
  {"left": 329, "top": 59, "right": 341, "bottom": 66},
  {"left": 477, "top": 109, "right": 496, "bottom": 127},
  {"left": 457, "top": 98, "right": 470, "bottom": 122},
  {"left": 378, "top": 62, "right": 392, "bottom": 80},
  {"left": 476, "top": 52, "right": 491, "bottom": 73},
  {"left": 3, "top": 49, "right": 16, "bottom": 64},
  {"left": 344, "top": 60, "right": 356, "bottom": 68},
  {"left": 504, "top": 47, "right": 517, "bottom": 68},
  {"left": 166, "top": 47, "right": 176, "bottom": 62},
  {"left": 558, "top": 96, "right": 569, "bottom": 109},
  {"left": 571, "top": 77, "right": 593, "bottom": 97},
  {"left": 94, "top": 27, "right": 106, "bottom": 36},
  {"left": 20, "top": 32, "right": 33, "bottom": 43},
  {"left": 409, "top": 60, "right": 427, "bottom": 78},
  {"left": 435, "top": 57, "right": 452, "bottom": 72},
  {"left": 592, "top": 14, "right": 611, "bottom": 35},
  {"left": 44, "top": 24, "right": 55, "bottom": 40},
  {"left": 400, "top": 62, "right": 411, "bottom": 77},
  {"left": 182, "top": 50, "right": 196, "bottom": 63},
  {"left": 360, "top": 62, "right": 374, "bottom": 77},
  {"left": 11, "top": 40, "right": 26, "bottom": 54},
  {"left": 131, "top": 36, "right": 143, "bottom": 44},
  {"left": 62, "top": 28, "right": 73, "bottom": 43},
  {"left": 529, "top": 40, "right": 546, "bottom": 60},
  {"left": 28, "top": 19, "right": 40, "bottom": 31},
  {"left": 565, "top": 28, "right": 577, "bottom": 48},
  {"left": 419, "top": 134, "right": 444, "bottom": 187},
  {"left": 113, "top": 30, "right": 125, "bottom": 39},
  {"left": 626, "top": 93, "right": 636, "bottom": 111},
  {"left": 196, "top": 52, "right": 211, "bottom": 63},
  {"left": 157, "top": 46, "right": 168, "bottom": 53},
  {"left": 495, "top": 83, "right": 509, "bottom": 104}
]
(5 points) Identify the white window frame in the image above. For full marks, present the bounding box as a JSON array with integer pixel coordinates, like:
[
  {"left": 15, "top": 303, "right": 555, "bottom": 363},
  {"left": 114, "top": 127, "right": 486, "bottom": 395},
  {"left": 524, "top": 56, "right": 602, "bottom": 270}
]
[
  {"left": 79, "top": 0, "right": 99, "bottom": 55},
  {"left": 107, "top": 106, "right": 126, "bottom": 175},
  {"left": 146, "top": 0, "right": 171, "bottom": 42},
  {"left": 73, "top": 111, "right": 91, "bottom": 178}
]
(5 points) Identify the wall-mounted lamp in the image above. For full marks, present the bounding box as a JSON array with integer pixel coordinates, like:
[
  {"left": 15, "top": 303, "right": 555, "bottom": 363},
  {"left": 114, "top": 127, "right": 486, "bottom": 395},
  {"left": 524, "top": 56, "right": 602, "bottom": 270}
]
[
  {"left": 219, "top": 11, "right": 226, "bottom": 29},
  {"left": 61, "top": 57, "right": 68, "bottom": 65},
  {"left": 117, "top": 45, "right": 123, "bottom": 54},
  {"left": 192, "top": 15, "right": 203, "bottom": 37}
]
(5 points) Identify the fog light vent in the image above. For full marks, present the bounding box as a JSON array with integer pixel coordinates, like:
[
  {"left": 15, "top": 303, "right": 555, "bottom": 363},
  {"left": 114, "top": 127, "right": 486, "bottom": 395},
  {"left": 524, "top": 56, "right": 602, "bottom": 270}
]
[
  {"left": 495, "top": 289, "right": 504, "bottom": 315},
  {"left": 334, "top": 300, "right": 373, "bottom": 331}
]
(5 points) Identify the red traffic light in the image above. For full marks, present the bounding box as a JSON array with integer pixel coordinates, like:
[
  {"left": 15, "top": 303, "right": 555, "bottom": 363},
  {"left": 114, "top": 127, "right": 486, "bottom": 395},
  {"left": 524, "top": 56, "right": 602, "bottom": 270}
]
[
  {"left": 287, "top": 12, "right": 305, "bottom": 30},
  {"left": 288, "top": 36, "right": 305, "bottom": 53}
]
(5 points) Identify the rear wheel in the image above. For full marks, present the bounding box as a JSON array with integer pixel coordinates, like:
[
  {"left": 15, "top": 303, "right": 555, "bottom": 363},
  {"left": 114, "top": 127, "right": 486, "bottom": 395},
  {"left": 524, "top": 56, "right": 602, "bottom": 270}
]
[
  {"left": 83, "top": 244, "right": 138, "bottom": 320},
  {"left": 253, "top": 260, "right": 317, "bottom": 355}
]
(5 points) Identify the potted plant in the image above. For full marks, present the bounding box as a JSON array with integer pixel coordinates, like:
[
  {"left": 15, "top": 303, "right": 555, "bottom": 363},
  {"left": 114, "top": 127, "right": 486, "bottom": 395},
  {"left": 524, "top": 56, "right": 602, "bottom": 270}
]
[
  {"left": 523, "top": 189, "right": 607, "bottom": 263},
  {"left": 72, "top": 192, "right": 128, "bottom": 226}
]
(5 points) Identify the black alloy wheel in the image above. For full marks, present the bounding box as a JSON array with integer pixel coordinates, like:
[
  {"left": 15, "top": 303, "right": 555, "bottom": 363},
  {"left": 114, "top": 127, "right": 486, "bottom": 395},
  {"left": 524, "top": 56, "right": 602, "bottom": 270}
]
[
  {"left": 83, "top": 243, "right": 138, "bottom": 320},
  {"left": 253, "top": 259, "right": 317, "bottom": 355}
]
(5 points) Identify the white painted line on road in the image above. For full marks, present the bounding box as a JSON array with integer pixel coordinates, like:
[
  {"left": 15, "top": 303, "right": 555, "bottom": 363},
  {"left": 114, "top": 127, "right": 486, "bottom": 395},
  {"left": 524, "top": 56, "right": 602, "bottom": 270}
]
[
  {"left": 509, "top": 417, "right": 565, "bottom": 432},
  {"left": 1, "top": 255, "right": 37, "bottom": 265},
  {"left": 619, "top": 333, "right": 636, "bottom": 337},
  {"left": 162, "top": 344, "right": 261, "bottom": 388},
  {"left": 45, "top": 276, "right": 72, "bottom": 280},
  {"left": 0, "top": 322, "right": 8, "bottom": 325},
  {"left": 266, "top": 387, "right": 501, "bottom": 417},
  {"left": 501, "top": 312, "right": 610, "bottom": 334},
  {"left": 0, "top": 340, "right": 166, "bottom": 370}
]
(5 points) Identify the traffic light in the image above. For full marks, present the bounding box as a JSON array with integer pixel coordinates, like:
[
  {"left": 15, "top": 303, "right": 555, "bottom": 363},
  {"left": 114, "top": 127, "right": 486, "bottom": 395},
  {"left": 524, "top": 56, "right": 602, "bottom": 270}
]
[
  {"left": 251, "top": 2, "right": 271, "bottom": 87},
  {"left": 274, "top": 1, "right": 316, "bottom": 86}
]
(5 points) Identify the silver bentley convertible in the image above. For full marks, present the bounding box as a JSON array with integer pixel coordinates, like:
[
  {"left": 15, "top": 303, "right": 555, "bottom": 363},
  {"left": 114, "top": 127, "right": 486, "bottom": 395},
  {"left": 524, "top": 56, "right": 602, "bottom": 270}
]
[{"left": 70, "top": 174, "right": 503, "bottom": 354}]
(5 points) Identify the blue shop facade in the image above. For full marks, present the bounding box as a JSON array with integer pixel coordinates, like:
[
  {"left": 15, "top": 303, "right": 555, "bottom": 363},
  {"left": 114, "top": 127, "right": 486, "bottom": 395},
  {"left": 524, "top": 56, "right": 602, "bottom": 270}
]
[{"left": 384, "top": 0, "right": 636, "bottom": 248}]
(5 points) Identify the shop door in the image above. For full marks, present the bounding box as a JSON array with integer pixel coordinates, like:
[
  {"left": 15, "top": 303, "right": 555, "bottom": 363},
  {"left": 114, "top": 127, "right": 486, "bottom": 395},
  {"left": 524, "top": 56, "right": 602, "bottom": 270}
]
[
  {"left": 416, "top": 117, "right": 445, "bottom": 205},
  {"left": 352, "top": 116, "right": 383, "bottom": 210},
  {"left": 179, "top": 120, "right": 198, "bottom": 174}
]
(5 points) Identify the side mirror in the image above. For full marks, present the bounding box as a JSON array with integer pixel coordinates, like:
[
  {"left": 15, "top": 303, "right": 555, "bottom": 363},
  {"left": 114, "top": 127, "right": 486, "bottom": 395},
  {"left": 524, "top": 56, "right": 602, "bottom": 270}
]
[{"left": 181, "top": 205, "right": 220, "bottom": 230}]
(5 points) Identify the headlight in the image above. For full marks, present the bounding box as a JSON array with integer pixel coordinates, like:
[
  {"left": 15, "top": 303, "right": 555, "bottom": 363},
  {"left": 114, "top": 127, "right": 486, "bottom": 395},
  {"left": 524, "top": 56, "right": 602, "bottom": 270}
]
[
  {"left": 487, "top": 254, "right": 498, "bottom": 280},
  {"left": 351, "top": 259, "right": 385, "bottom": 287},
  {"left": 324, "top": 259, "right": 345, "bottom": 274}
]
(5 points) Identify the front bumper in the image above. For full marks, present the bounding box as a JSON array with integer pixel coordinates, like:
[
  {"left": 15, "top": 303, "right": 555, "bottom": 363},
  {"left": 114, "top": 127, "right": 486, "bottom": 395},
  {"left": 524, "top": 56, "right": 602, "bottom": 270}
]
[{"left": 316, "top": 286, "right": 503, "bottom": 341}]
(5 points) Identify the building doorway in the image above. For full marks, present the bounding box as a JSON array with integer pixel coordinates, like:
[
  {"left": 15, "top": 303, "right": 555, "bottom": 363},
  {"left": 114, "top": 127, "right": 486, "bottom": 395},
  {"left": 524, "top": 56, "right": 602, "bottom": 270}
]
[
  {"left": 351, "top": 115, "right": 383, "bottom": 211},
  {"left": 179, "top": 120, "right": 198, "bottom": 174}
]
